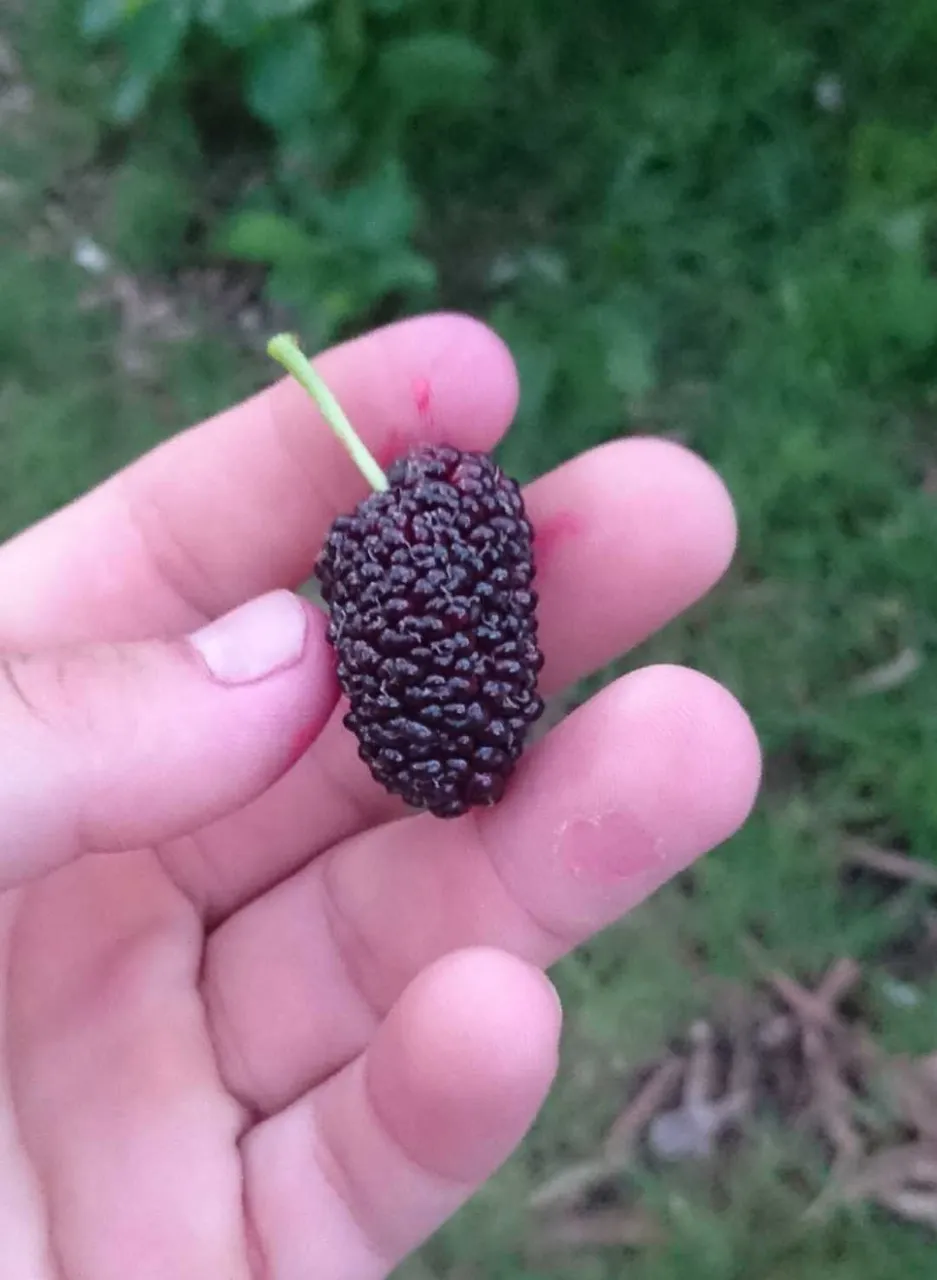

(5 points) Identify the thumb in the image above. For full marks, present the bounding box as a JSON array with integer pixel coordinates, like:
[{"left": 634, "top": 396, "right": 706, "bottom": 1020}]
[{"left": 0, "top": 590, "right": 337, "bottom": 887}]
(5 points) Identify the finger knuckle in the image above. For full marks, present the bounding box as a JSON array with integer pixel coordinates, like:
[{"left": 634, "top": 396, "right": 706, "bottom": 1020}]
[{"left": 0, "top": 645, "right": 140, "bottom": 743}]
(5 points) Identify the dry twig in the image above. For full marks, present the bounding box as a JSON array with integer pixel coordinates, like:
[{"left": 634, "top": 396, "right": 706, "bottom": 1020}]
[
  {"left": 528, "top": 1206, "right": 664, "bottom": 1252},
  {"left": 880, "top": 1052, "right": 937, "bottom": 1142},
  {"left": 842, "top": 840, "right": 937, "bottom": 890},
  {"left": 836, "top": 1143, "right": 937, "bottom": 1230},
  {"left": 603, "top": 1055, "right": 683, "bottom": 1161},
  {"left": 648, "top": 1022, "right": 751, "bottom": 1161}
]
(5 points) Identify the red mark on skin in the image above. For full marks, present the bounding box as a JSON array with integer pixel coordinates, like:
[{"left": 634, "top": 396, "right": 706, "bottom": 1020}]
[
  {"left": 412, "top": 377, "right": 434, "bottom": 433},
  {"left": 377, "top": 381, "right": 433, "bottom": 466},
  {"left": 560, "top": 811, "right": 666, "bottom": 889},
  {"left": 532, "top": 510, "right": 583, "bottom": 572}
]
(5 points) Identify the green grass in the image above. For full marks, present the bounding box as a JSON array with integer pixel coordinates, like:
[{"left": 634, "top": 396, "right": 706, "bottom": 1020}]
[{"left": 7, "top": 0, "right": 937, "bottom": 1274}]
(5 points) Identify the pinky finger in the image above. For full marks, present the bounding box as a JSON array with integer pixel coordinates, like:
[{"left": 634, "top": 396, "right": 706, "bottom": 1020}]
[{"left": 241, "top": 948, "right": 561, "bottom": 1280}]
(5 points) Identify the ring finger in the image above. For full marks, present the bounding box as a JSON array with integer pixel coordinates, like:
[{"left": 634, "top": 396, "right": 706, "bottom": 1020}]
[{"left": 203, "top": 662, "right": 761, "bottom": 1115}]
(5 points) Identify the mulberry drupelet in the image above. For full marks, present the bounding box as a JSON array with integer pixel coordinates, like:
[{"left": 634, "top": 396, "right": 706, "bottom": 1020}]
[{"left": 268, "top": 333, "right": 545, "bottom": 818}]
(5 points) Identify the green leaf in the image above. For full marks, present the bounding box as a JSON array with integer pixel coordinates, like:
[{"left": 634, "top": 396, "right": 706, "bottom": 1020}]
[
  {"left": 363, "top": 247, "right": 437, "bottom": 298},
  {"left": 850, "top": 120, "right": 937, "bottom": 209},
  {"left": 313, "top": 159, "right": 418, "bottom": 250},
  {"left": 195, "top": 0, "right": 256, "bottom": 43},
  {"left": 81, "top": 0, "right": 152, "bottom": 40},
  {"left": 108, "top": 0, "right": 192, "bottom": 121},
  {"left": 213, "top": 209, "right": 320, "bottom": 266},
  {"left": 257, "top": 0, "right": 321, "bottom": 15},
  {"left": 245, "top": 23, "right": 332, "bottom": 128},
  {"left": 129, "top": 0, "right": 192, "bottom": 73},
  {"left": 263, "top": 268, "right": 355, "bottom": 350},
  {"left": 112, "top": 67, "right": 156, "bottom": 122},
  {"left": 379, "top": 32, "right": 495, "bottom": 117},
  {"left": 197, "top": 0, "right": 320, "bottom": 40}
]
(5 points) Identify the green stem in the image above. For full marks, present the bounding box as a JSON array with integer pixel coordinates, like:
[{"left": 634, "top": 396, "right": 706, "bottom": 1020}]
[{"left": 267, "top": 332, "right": 389, "bottom": 493}]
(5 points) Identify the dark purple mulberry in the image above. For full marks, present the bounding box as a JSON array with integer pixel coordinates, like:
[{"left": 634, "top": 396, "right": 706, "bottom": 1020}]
[{"left": 316, "top": 444, "right": 545, "bottom": 817}]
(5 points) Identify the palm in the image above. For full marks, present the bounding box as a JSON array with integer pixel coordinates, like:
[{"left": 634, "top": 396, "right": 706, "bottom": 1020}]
[
  {"left": 1, "top": 855, "right": 249, "bottom": 1278},
  {"left": 0, "top": 317, "right": 759, "bottom": 1278}
]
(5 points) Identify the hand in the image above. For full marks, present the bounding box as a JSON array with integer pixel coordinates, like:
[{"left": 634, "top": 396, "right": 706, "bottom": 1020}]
[{"left": 0, "top": 315, "right": 760, "bottom": 1279}]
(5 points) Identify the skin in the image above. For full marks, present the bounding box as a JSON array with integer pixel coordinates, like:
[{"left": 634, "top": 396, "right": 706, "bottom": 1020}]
[{"left": 0, "top": 314, "right": 761, "bottom": 1279}]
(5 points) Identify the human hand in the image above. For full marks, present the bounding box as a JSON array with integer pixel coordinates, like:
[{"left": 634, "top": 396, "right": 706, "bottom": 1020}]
[{"left": 0, "top": 315, "right": 760, "bottom": 1278}]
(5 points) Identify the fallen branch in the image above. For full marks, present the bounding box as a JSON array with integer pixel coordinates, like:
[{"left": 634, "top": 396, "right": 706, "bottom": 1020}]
[
  {"left": 528, "top": 1205, "right": 664, "bottom": 1252},
  {"left": 842, "top": 840, "right": 937, "bottom": 890},
  {"left": 603, "top": 1055, "right": 683, "bottom": 1161}
]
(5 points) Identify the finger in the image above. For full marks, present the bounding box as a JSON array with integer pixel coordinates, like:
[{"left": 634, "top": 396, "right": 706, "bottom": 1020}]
[
  {"left": 241, "top": 948, "right": 560, "bottom": 1280},
  {"left": 0, "top": 891, "right": 55, "bottom": 1279},
  {"left": 0, "top": 314, "right": 519, "bottom": 648},
  {"left": 168, "top": 436, "right": 738, "bottom": 917},
  {"left": 204, "top": 665, "right": 761, "bottom": 1115},
  {"left": 6, "top": 854, "right": 252, "bottom": 1280},
  {"left": 0, "top": 591, "right": 336, "bottom": 887}
]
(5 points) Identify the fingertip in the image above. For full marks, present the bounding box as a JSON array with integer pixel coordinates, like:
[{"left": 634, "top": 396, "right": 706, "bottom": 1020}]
[
  {"left": 568, "top": 661, "right": 763, "bottom": 851},
  {"left": 526, "top": 436, "right": 739, "bottom": 690},
  {"left": 367, "top": 948, "right": 561, "bottom": 1184},
  {"left": 592, "top": 435, "right": 739, "bottom": 586},
  {"left": 617, "top": 662, "right": 763, "bottom": 833},
  {"left": 416, "top": 310, "right": 522, "bottom": 424},
  {"left": 241, "top": 946, "right": 560, "bottom": 1276},
  {"left": 478, "top": 662, "right": 762, "bottom": 942},
  {"left": 636, "top": 436, "right": 739, "bottom": 580},
  {"left": 319, "top": 310, "right": 521, "bottom": 458},
  {"left": 391, "top": 946, "right": 563, "bottom": 1072}
]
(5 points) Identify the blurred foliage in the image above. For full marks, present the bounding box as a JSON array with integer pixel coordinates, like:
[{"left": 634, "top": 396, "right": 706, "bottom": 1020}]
[{"left": 75, "top": 0, "right": 513, "bottom": 341}]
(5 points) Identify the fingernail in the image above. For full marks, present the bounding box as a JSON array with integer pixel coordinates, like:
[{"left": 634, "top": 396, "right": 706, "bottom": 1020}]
[{"left": 190, "top": 591, "right": 309, "bottom": 685}]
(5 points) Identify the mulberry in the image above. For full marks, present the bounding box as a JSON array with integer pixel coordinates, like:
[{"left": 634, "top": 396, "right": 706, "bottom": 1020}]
[{"left": 268, "top": 333, "right": 545, "bottom": 817}]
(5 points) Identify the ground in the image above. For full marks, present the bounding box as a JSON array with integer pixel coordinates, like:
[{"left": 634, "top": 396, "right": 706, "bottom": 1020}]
[{"left": 4, "top": 1, "right": 937, "bottom": 1275}]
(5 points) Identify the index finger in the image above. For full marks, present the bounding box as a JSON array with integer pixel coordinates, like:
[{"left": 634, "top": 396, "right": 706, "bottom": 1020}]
[{"left": 0, "top": 313, "right": 519, "bottom": 647}]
